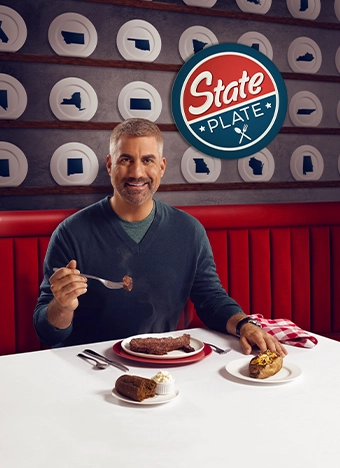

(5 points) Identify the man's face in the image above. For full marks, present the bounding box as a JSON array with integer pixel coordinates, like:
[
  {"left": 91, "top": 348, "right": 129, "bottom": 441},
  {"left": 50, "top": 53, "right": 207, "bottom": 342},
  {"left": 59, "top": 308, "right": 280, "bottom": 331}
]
[{"left": 107, "top": 135, "right": 166, "bottom": 206}]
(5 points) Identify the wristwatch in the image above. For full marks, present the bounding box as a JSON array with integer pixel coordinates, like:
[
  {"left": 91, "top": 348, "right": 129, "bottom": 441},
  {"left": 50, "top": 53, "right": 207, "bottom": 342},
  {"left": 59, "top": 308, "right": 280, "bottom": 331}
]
[{"left": 236, "top": 316, "right": 262, "bottom": 337}]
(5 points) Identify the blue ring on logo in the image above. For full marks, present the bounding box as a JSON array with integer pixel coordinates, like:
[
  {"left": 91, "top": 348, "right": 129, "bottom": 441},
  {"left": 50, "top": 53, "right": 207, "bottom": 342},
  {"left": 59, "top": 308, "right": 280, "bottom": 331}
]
[{"left": 172, "top": 43, "right": 287, "bottom": 160}]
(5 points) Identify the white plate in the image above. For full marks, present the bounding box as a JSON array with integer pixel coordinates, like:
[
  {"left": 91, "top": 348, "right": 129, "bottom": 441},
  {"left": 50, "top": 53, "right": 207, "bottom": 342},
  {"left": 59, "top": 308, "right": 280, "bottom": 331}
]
[
  {"left": 49, "top": 77, "right": 98, "bottom": 121},
  {"left": 183, "top": 0, "right": 217, "bottom": 8},
  {"left": 335, "top": 47, "right": 340, "bottom": 74},
  {"left": 286, "top": 0, "right": 321, "bottom": 20},
  {"left": 290, "top": 144, "right": 324, "bottom": 181},
  {"left": 0, "top": 6, "right": 27, "bottom": 52},
  {"left": 0, "top": 141, "right": 28, "bottom": 187},
  {"left": 112, "top": 387, "right": 179, "bottom": 405},
  {"left": 287, "top": 37, "right": 322, "bottom": 74},
  {"left": 237, "top": 31, "right": 273, "bottom": 60},
  {"left": 336, "top": 0, "right": 340, "bottom": 22},
  {"left": 118, "top": 81, "right": 162, "bottom": 121},
  {"left": 116, "top": 19, "right": 161, "bottom": 62},
  {"left": 289, "top": 91, "right": 323, "bottom": 127},
  {"left": 236, "top": 0, "right": 272, "bottom": 14},
  {"left": 121, "top": 332, "right": 204, "bottom": 360},
  {"left": 50, "top": 142, "right": 99, "bottom": 186},
  {"left": 179, "top": 25, "right": 218, "bottom": 62},
  {"left": 0, "top": 73, "right": 27, "bottom": 119},
  {"left": 48, "top": 12, "right": 98, "bottom": 57},
  {"left": 238, "top": 148, "right": 275, "bottom": 182},
  {"left": 225, "top": 358, "right": 302, "bottom": 384},
  {"left": 181, "top": 147, "right": 221, "bottom": 183}
]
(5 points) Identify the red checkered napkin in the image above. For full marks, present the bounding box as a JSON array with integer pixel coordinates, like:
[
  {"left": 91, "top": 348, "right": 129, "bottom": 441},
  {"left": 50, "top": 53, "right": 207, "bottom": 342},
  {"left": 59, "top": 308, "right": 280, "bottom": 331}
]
[{"left": 250, "top": 314, "right": 318, "bottom": 348}]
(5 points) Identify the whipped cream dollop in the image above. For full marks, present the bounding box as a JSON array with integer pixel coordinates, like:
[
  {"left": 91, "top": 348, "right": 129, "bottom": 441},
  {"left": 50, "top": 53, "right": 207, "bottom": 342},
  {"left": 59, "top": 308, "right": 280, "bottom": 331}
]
[{"left": 152, "top": 370, "right": 174, "bottom": 383}]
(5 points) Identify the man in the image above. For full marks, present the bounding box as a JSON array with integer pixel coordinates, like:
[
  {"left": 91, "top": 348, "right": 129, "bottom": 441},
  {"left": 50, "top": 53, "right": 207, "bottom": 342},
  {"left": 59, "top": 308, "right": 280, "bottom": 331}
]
[{"left": 34, "top": 118, "right": 286, "bottom": 357}]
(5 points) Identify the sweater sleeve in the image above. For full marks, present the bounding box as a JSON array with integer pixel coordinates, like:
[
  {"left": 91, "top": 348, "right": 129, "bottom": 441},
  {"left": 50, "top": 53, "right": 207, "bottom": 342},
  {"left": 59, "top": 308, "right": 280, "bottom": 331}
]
[
  {"left": 33, "top": 226, "right": 75, "bottom": 347},
  {"left": 189, "top": 222, "right": 243, "bottom": 333}
]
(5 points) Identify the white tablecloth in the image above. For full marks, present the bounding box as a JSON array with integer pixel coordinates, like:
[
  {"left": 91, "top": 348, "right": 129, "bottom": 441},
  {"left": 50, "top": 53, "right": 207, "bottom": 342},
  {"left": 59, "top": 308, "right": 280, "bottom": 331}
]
[{"left": 1, "top": 328, "right": 339, "bottom": 468}]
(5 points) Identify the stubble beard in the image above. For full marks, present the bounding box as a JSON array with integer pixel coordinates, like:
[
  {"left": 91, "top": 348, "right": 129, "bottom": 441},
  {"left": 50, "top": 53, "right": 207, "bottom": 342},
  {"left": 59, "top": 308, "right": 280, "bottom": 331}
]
[{"left": 114, "top": 178, "right": 159, "bottom": 206}]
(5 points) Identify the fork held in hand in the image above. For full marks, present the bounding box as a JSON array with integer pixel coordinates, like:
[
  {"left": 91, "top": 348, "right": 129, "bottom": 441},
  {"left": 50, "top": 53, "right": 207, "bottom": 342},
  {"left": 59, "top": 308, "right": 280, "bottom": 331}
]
[{"left": 53, "top": 268, "right": 126, "bottom": 289}]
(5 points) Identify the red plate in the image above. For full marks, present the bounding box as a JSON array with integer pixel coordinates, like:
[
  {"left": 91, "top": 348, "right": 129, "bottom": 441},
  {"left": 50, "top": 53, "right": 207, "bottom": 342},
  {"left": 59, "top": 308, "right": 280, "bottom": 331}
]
[{"left": 113, "top": 341, "right": 212, "bottom": 365}]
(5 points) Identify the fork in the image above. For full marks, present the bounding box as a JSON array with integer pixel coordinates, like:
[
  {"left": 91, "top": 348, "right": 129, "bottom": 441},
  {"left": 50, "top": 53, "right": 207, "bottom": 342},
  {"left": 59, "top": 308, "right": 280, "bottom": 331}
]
[
  {"left": 205, "top": 343, "right": 232, "bottom": 355},
  {"left": 53, "top": 268, "right": 125, "bottom": 289}
]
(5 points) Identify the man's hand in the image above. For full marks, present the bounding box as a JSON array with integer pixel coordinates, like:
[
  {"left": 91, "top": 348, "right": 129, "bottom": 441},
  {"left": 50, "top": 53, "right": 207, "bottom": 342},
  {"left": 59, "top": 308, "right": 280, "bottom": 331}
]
[
  {"left": 47, "top": 260, "right": 87, "bottom": 329},
  {"left": 239, "top": 323, "right": 288, "bottom": 357}
]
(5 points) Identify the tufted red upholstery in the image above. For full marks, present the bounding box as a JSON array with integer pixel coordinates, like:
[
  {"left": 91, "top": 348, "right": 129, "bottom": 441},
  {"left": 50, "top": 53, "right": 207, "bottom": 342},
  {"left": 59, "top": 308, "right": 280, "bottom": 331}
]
[{"left": 1, "top": 202, "right": 340, "bottom": 355}]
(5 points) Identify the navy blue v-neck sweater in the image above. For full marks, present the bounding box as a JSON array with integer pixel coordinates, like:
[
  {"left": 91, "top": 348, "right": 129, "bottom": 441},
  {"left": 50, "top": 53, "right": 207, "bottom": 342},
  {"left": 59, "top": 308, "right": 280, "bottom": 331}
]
[{"left": 34, "top": 197, "right": 242, "bottom": 347}]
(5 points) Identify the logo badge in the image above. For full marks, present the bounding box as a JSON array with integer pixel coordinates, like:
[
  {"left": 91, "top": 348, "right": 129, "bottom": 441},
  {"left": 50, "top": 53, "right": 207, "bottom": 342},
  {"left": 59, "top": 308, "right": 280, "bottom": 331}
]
[{"left": 172, "top": 43, "right": 287, "bottom": 160}]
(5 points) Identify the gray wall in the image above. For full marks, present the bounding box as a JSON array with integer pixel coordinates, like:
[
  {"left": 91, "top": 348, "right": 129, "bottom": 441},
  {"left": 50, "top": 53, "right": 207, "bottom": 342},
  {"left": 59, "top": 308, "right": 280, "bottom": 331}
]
[{"left": 1, "top": 0, "right": 339, "bottom": 210}]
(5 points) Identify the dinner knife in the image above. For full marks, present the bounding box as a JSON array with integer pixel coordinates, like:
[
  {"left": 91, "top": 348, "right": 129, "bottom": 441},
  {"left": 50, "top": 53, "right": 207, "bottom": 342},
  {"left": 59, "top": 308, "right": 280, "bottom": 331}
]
[{"left": 83, "top": 349, "right": 129, "bottom": 372}]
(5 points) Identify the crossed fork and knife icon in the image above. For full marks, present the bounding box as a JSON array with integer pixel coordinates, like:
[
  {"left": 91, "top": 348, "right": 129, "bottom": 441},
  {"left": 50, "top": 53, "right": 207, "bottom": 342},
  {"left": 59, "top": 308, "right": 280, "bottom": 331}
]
[{"left": 234, "top": 124, "right": 252, "bottom": 144}]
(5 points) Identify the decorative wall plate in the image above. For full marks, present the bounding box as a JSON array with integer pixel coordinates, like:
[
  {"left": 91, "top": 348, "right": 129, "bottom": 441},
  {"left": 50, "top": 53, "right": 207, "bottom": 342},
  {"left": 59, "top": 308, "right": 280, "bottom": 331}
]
[
  {"left": 238, "top": 148, "right": 275, "bottom": 182},
  {"left": 179, "top": 25, "right": 218, "bottom": 61},
  {"left": 334, "top": 0, "right": 340, "bottom": 22},
  {"left": 49, "top": 77, "right": 98, "bottom": 121},
  {"left": 335, "top": 47, "right": 340, "bottom": 74},
  {"left": 237, "top": 31, "right": 273, "bottom": 60},
  {"left": 290, "top": 145, "right": 324, "bottom": 181},
  {"left": 183, "top": 0, "right": 217, "bottom": 7},
  {"left": 236, "top": 0, "right": 272, "bottom": 14},
  {"left": 287, "top": 37, "right": 322, "bottom": 73},
  {"left": 48, "top": 12, "right": 98, "bottom": 57},
  {"left": 118, "top": 81, "right": 162, "bottom": 121},
  {"left": 181, "top": 147, "right": 221, "bottom": 183},
  {"left": 50, "top": 142, "right": 99, "bottom": 186},
  {"left": 0, "top": 5, "right": 27, "bottom": 52},
  {"left": 0, "top": 73, "right": 27, "bottom": 119},
  {"left": 116, "top": 19, "right": 161, "bottom": 62},
  {"left": 286, "top": 0, "right": 321, "bottom": 20},
  {"left": 289, "top": 91, "right": 323, "bottom": 127},
  {"left": 0, "top": 142, "right": 28, "bottom": 187}
]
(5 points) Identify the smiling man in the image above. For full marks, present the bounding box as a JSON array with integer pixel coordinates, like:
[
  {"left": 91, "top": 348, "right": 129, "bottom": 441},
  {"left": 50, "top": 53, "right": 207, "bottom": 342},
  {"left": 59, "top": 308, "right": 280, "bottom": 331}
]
[{"left": 33, "top": 118, "right": 286, "bottom": 357}]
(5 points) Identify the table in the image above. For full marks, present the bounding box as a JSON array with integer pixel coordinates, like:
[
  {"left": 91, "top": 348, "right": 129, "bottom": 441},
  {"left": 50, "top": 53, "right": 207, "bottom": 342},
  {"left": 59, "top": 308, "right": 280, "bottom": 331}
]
[{"left": 1, "top": 328, "right": 340, "bottom": 468}]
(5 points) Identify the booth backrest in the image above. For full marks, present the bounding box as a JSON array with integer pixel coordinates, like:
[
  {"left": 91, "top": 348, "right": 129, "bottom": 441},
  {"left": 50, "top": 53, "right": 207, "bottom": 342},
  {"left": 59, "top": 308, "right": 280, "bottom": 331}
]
[{"left": 1, "top": 202, "right": 340, "bottom": 355}]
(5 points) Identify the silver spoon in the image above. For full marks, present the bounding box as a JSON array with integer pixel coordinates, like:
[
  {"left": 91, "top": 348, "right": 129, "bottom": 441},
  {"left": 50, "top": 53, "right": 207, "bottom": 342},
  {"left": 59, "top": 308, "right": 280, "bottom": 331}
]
[{"left": 77, "top": 353, "right": 109, "bottom": 369}]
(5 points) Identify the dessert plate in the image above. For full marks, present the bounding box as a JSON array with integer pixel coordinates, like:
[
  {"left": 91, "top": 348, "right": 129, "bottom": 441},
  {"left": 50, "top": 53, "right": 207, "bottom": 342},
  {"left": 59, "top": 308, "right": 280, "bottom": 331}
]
[
  {"left": 112, "top": 387, "right": 179, "bottom": 405},
  {"left": 113, "top": 341, "right": 212, "bottom": 365},
  {"left": 121, "top": 332, "right": 204, "bottom": 359},
  {"left": 225, "top": 358, "right": 302, "bottom": 384}
]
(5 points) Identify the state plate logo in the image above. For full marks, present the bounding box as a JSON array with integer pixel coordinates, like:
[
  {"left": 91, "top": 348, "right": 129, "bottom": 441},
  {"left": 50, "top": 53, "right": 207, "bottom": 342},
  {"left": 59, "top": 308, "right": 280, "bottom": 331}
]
[{"left": 172, "top": 43, "right": 287, "bottom": 160}]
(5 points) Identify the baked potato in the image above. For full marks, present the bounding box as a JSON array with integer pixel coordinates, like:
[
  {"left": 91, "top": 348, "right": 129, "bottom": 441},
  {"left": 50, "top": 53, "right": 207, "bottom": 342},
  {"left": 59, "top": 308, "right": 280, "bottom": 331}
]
[{"left": 249, "top": 350, "right": 283, "bottom": 379}]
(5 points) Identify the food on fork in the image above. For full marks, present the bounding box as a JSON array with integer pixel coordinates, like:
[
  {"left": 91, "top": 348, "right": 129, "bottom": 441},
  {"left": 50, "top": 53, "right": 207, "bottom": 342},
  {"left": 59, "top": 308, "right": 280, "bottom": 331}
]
[
  {"left": 249, "top": 350, "right": 283, "bottom": 379},
  {"left": 129, "top": 333, "right": 195, "bottom": 355},
  {"left": 123, "top": 275, "right": 133, "bottom": 291},
  {"left": 115, "top": 375, "right": 156, "bottom": 402}
]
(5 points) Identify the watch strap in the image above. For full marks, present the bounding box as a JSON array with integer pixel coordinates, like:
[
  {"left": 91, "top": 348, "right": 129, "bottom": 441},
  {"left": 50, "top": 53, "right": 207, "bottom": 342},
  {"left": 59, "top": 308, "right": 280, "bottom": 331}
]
[{"left": 236, "top": 316, "right": 262, "bottom": 337}]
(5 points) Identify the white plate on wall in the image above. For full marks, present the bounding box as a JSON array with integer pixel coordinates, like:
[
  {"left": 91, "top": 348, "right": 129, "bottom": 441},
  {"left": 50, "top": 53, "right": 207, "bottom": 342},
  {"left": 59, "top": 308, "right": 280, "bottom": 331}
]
[
  {"left": 183, "top": 0, "right": 217, "bottom": 8},
  {"left": 289, "top": 91, "right": 323, "bottom": 127},
  {"left": 236, "top": 0, "right": 272, "bottom": 14},
  {"left": 0, "top": 5, "right": 27, "bottom": 52},
  {"left": 50, "top": 142, "right": 99, "bottom": 186},
  {"left": 49, "top": 77, "right": 98, "bottom": 121},
  {"left": 286, "top": 0, "right": 321, "bottom": 20},
  {"left": 287, "top": 37, "right": 322, "bottom": 74},
  {"left": 48, "top": 12, "right": 98, "bottom": 57},
  {"left": 290, "top": 145, "right": 324, "bottom": 181},
  {"left": 0, "top": 73, "right": 27, "bottom": 119},
  {"left": 238, "top": 148, "right": 275, "bottom": 182},
  {"left": 0, "top": 142, "right": 28, "bottom": 186},
  {"left": 237, "top": 31, "right": 273, "bottom": 60},
  {"left": 181, "top": 147, "right": 221, "bottom": 183},
  {"left": 179, "top": 25, "right": 218, "bottom": 62},
  {"left": 116, "top": 19, "right": 161, "bottom": 62},
  {"left": 336, "top": 0, "right": 340, "bottom": 22},
  {"left": 118, "top": 81, "right": 162, "bottom": 121},
  {"left": 225, "top": 358, "right": 302, "bottom": 384}
]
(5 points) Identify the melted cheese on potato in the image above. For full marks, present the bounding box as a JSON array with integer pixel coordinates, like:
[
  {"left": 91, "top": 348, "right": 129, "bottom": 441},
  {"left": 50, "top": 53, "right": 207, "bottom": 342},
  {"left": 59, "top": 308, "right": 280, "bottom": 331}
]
[{"left": 251, "top": 350, "right": 279, "bottom": 366}]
